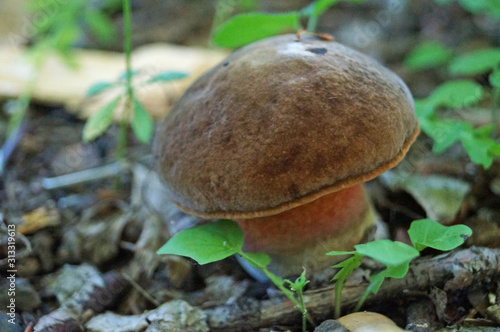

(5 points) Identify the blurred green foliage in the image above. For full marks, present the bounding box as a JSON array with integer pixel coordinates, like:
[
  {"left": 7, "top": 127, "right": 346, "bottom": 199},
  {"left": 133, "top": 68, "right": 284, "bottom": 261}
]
[
  {"left": 213, "top": 0, "right": 366, "bottom": 48},
  {"left": 435, "top": 0, "right": 500, "bottom": 19},
  {"left": 329, "top": 219, "right": 472, "bottom": 314},
  {"left": 26, "top": 0, "right": 119, "bottom": 65},
  {"left": 405, "top": 42, "right": 500, "bottom": 168}
]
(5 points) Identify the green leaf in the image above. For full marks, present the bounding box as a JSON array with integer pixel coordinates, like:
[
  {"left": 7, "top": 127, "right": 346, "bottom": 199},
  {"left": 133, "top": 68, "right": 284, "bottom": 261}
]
[
  {"left": 490, "top": 69, "right": 500, "bottom": 88},
  {"left": 415, "top": 98, "right": 437, "bottom": 119},
  {"left": 491, "top": 143, "right": 500, "bottom": 156},
  {"left": 369, "top": 263, "right": 409, "bottom": 292},
  {"left": 354, "top": 240, "right": 419, "bottom": 267},
  {"left": 84, "top": 10, "right": 116, "bottom": 43},
  {"left": 460, "top": 128, "right": 496, "bottom": 168},
  {"left": 428, "top": 80, "right": 484, "bottom": 109},
  {"left": 405, "top": 41, "right": 453, "bottom": 71},
  {"left": 284, "top": 268, "right": 309, "bottom": 291},
  {"left": 458, "top": 0, "right": 491, "bottom": 13},
  {"left": 146, "top": 71, "right": 188, "bottom": 84},
  {"left": 86, "top": 81, "right": 115, "bottom": 97},
  {"left": 157, "top": 219, "right": 243, "bottom": 265},
  {"left": 213, "top": 12, "right": 299, "bottom": 48},
  {"left": 355, "top": 262, "right": 410, "bottom": 311},
  {"left": 449, "top": 48, "right": 500, "bottom": 75},
  {"left": 131, "top": 96, "right": 153, "bottom": 143},
  {"left": 327, "top": 250, "right": 356, "bottom": 256},
  {"left": 82, "top": 96, "right": 121, "bottom": 142},
  {"left": 331, "top": 252, "right": 363, "bottom": 281},
  {"left": 434, "top": 0, "right": 454, "bottom": 5},
  {"left": 420, "top": 118, "right": 498, "bottom": 168},
  {"left": 419, "top": 119, "right": 469, "bottom": 153},
  {"left": 366, "top": 271, "right": 386, "bottom": 294},
  {"left": 383, "top": 262, "right": 411, "bottom": 279},
  {"left": 408, "top": 219, "right": 472, "bottom": 252},
  {"left": 54, "top": 24, "right": 80, "bottom": 51},
  {"left": 119, "top": 70, "right": 139, "bottom": 80}
]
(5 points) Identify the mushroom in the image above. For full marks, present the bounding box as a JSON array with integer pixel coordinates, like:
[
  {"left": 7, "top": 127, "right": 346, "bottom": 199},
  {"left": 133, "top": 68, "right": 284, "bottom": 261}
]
[
  {"left": 154, "top": 34, "right": 419, "bottom": 276},
  {"left": 337, "top": 312, "right": 406, "bottom": 332}
]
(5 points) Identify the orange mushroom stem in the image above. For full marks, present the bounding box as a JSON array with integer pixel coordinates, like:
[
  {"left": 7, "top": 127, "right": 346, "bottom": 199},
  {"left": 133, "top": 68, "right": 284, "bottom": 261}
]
[{"left": 236, "top": 184, "right": 376, "bottom": 275}]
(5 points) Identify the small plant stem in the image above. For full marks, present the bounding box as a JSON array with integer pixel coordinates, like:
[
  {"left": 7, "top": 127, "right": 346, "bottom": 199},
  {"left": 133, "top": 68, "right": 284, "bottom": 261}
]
[
  {"left": 117, "top": 99, "right": 130, "bottom": 163},
  {"left": 259, "top": 269, "right": 300, "bottom": 308},
  {"left": 297, "top": 291, "right": 307, "bottom": 332},
  {"left": 306, "top": 14, "right": 318, "bottom": 32},
  {"left": 7, "top": 67, "right": 40, "bottom": 135},
  {"left": 123, "top": 0, "right": 134, "bottom": 101},
  {"left": 117, "top": 0, "right": 134, "bottom": 165},
  {"left": 334, "top": 281, "right": 342, "bottom": 319},
  {"left": 492, "top": 87, "right": 500, "bottom": 135},
  {"left": 354, "top": 285, "right": 372, "bottom": 312}
]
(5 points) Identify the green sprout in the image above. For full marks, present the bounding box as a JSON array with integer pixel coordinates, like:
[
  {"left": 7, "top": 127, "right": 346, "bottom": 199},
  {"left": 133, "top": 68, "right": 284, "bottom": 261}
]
[
  {"left": 82, "top": 0, "right": 187, "bottom": 163},
  {"left": 157, "top": 219, "right": 313, "bottom": 332},
  {"left": 284, "top": 269, "right": 310, "bottom": 332},
  {"left": 328, "top": 219, "right": 472, "bottom": 317}
]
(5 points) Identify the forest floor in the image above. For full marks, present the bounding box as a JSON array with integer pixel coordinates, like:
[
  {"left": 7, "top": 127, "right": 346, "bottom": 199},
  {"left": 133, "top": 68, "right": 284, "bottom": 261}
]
[{"left": 1, "top": 1, "right": 500, "bottom": 331}]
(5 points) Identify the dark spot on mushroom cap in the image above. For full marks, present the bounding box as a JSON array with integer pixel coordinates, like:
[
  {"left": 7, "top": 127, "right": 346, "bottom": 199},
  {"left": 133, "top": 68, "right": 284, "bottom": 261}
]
[
  {"left": 307, "top": 47, "right": 327, "bottom": 55},
  {"left": 223, "top": 61, "right": 229, "bottom": 67}
]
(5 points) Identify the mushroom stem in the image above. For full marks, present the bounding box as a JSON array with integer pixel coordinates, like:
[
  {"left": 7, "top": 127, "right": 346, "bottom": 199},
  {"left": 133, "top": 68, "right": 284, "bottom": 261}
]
[{"left": 235, "top": 184, "right": 377, "bottom": 276}]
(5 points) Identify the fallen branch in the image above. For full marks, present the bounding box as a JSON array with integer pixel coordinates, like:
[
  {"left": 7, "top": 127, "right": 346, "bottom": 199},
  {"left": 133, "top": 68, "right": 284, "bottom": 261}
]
[{"left": 205, "top": 247, "right": 500, "bottom": 331}]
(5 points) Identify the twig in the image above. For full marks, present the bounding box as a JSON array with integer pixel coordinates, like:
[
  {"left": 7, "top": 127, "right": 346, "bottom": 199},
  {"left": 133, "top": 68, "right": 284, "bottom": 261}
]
[
  {"left": 121, "top": 272, "right": 161, "bottom": 307},
  {"left": 41, "top": 162, "right": 127, "bottom": 190},
  {"left": 205, "top": 247, "right": 500, "bottom": 331}
]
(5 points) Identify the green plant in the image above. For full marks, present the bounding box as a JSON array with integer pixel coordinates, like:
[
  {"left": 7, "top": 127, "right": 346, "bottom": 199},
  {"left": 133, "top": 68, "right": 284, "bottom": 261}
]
[
  {"left": 157, "top": 219, "right": 312, "bottom": 332},
  {"left": 405, "top": 43, "right": 500, "bottom": 168},
  {"left": 404, "top": 41, "right": 453, "bottom": 71},
  {"left": 284, "top": 269, "right": 310, "bottom": 332},
  {"left": 213, "top": 0, "right": 366, "bottom": 48},
  {"left": 7, "top": 0, "right": 118, "bottom": 136},
  {"left": 82, "top": 0, "right": 187, "bottom": 162},
  {"left": 434, "top": 0, "right": 500, "bottom": 19},
  {"left": 328, "top": 219, "right": 472, "bottom": 317}
]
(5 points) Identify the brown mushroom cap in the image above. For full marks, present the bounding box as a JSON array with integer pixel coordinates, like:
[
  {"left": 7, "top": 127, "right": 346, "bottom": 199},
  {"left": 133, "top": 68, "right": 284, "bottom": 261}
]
[{"left": 154, "top": 34, "right": 419, "bottom": 219}]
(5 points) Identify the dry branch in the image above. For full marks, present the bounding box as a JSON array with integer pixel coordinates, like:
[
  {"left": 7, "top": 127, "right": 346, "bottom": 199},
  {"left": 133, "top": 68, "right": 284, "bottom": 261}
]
[{"left": 205, "top": 247, "right": 500, "bottom": 331}]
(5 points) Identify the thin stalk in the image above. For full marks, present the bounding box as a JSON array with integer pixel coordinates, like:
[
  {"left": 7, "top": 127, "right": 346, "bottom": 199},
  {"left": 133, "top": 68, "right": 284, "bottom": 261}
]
[
  {"left": 297, "top": 290, "right": 307, "bottom": 332},
  {"left": 334, "top": 281, "right": 342, "bottom": 319},
  {"left": 117, "top": 0, "right": 134, "bottom": 164},
  {"left": 117, "top": 98, "right": 130, "bottom": 163},
  {"left": 353, "top": 286, "right": 372, "bottom": 312},
  {"left": 123, "top": 0, "right": 134, "bottom": 101},
  {"left": 7, "top": 70, "right": 40, "bottom": 135},
  {"left": 492, "top": 87, "right": 500, "bottom": 135},
  {"left": 306, "top": 14, "right": 318, "bottom": 32}
]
